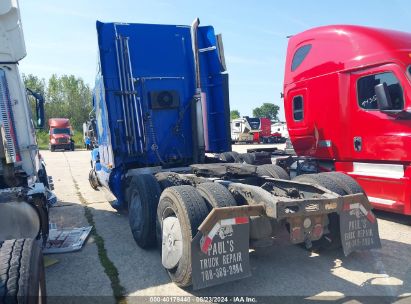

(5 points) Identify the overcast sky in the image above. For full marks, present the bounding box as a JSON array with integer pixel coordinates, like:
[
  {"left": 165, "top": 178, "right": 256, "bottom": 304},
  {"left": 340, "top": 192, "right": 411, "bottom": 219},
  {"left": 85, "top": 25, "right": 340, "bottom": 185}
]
[{"left": 18, "top": 0, "right": 411, "bottom": 119}]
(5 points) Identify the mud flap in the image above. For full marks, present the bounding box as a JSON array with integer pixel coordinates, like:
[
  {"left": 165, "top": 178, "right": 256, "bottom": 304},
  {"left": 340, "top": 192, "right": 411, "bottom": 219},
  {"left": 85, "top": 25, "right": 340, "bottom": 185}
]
[
  {"left": 339, "top": 196, "right": 381, "bottom": 256},
  {"left": 191, "top": 218, "right": 251, "bottom": 290}
]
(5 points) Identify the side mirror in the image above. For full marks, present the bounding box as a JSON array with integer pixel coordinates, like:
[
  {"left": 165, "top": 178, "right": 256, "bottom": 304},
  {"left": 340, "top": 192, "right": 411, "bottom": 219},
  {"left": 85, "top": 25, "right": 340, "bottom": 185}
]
[
  {"left": 375, "top": 83, "right": 392, "bottom": 110},
  {"left": 26, "top": 88, "right": 45, "bottom": 129},
  {"left": 35, "top": 97, "right": 45, "bottom": 129}
]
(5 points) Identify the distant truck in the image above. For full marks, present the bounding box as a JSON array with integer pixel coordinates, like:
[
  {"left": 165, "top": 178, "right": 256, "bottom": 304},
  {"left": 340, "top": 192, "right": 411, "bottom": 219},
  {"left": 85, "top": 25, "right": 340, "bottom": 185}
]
[
  {"left": 283, "top": 25, "right": 411, "bottom": 216},
  {"left": 48, "top": 118, "right": 74, "bottom": 151},
  {"left": 271, "top": 122, "right": 289, "bottom": 140},
  {"left": 231, "top": 117, "right": 286, "bottom": 144},
  {"left": 83, "top": 118, "right": 97, "bottom": 150},
  {"left": 88, "top": 19, "right": 381, "bottom": 290}
]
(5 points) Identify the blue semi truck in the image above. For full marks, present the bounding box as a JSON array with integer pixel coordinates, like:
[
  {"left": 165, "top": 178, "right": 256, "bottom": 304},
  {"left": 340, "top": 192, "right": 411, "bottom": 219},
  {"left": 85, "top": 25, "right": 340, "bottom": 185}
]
[{"left": 88, "top": 19, "right": 381, "bottom": 289}]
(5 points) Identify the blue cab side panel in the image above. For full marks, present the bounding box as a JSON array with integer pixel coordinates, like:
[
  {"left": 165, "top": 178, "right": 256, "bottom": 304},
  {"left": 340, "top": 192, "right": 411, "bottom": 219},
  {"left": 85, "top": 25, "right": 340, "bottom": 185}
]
[
  {"left": 198, "top": 26, "right": 231, "bottom": 153},
  {"left": 93, "top": 21, "right": 231, "bottom": 208}
]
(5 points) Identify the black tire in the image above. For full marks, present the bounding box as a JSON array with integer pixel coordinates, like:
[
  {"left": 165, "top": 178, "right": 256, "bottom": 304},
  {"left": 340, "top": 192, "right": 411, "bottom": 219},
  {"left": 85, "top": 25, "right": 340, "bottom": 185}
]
[
  {"left": 70, "top": 143, "right": 75, "bottom": 151},
  {"left": 321, "top": 172, "right": 364, "bottom": 194},
  {"left": 155, "top": 173, "right": 180, "bottom": 191},
  {"left": 0, "top": 239, "right": 46, "bottom": 304},
  {"left": 49, "top": 145, "right": 55, "bottom": 152},
  {"left": 218, "top": 152, "right": 232, "bottom": 163},
  {"left": 157, "top": 185, "right": 209, "bottom": 287},
  {"left": 293, "top": 174, "right": 346, "bottom": 196},
  {"left": 229, "top": 151, "right": 241, "bottom": 163},
  {"left": 257, "top": 164, "right": 290, "bottom": 180},
  {"left": 292, "top": 173, "right": 345, "bottom": 250},
  {"left": 241, "top": 153, "right": 255, "bottom": 165},
  {"left": 218, "top": 152, "right": 234, "bottom": 162},
  {"left": 196, "top": 182, "right": 237, "bottom": 210},
  {"left": 88, "top": 169, "right": 99, "bottom": 190},
  {"left": 127, "top": 174, "right": 161, "bottom": 248}
]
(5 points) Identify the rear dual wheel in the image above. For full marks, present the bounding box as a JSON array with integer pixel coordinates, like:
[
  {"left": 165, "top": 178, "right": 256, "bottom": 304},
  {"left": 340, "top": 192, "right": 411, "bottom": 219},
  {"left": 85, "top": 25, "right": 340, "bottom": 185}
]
[
  {"left": 157, "top": 186, "right": 209, "bottom": 287},
  {"left": 218, "top": 151, "right": 241, "bottom": 163},
  {"left": 157, "top": 183, "right": 237, "bottom": 287},
  {"left": 257, "top": 164, "right": 290, "bottom": 180}
]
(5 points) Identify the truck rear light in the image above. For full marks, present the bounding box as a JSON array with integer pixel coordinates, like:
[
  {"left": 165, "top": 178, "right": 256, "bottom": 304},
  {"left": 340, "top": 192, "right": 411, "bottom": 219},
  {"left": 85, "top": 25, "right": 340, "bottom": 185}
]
[
  {"left": 312, "top": 224, "right": 323, "bottom": 238},
  {"left": 291, "top": 226, "right": 302, "bottom": 241}
]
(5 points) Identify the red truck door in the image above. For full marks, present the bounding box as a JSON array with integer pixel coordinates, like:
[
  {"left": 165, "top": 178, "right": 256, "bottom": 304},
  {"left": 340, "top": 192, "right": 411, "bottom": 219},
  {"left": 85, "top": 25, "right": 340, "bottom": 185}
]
[
  {"left": 346, "top": 63, "right": 411, "bottom": 213},
  {"left": 348, "top": 64, "right": 411, "bottom": 162}
]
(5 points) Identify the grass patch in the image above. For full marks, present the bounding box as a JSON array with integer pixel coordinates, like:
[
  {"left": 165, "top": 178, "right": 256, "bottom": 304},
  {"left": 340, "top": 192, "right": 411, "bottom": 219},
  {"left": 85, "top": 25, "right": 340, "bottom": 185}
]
[
  {"left": 84, "top": 206, "right": 127, "bottom": 302},
  {"left": 63, "top": 153, "right": 127, "bottom": 303}
]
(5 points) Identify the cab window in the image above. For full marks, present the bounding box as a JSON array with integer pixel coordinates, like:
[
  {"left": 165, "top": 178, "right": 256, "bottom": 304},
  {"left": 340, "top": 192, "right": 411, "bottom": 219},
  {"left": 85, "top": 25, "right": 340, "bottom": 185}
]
[
  {"left": 357, "top": 72, "right": 404, "bottom": 110},
  {"left": 291, "top": 45, "right": 312, "bottom": 72},
  {"left": 293, "top": 96, "right": 304, "bottom": 121}
]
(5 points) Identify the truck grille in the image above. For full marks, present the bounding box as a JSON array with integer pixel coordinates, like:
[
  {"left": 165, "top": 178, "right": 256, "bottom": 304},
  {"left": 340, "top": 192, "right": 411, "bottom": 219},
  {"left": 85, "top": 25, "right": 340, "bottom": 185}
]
[
  {"left": 58, "top": 138, "right": 68, "bottom": 144},
  {"left": 0, "top": 69, "right": 20, "bottom": 163}
]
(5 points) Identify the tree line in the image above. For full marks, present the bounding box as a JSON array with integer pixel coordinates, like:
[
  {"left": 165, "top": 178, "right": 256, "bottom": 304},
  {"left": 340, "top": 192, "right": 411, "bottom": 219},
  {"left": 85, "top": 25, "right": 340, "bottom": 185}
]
[
  {"left": 24, "top": 73, "right": 280, "bottom": 131},
  {"left": 23, "top": 74, "right": 92, "bottom": 132},
  {"left": 230, "top": 103, "right": 280, "bottom": 121}
]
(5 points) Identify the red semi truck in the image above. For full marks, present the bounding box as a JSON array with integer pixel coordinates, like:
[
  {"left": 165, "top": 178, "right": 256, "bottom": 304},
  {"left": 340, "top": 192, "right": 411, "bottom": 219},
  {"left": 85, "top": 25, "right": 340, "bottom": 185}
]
[
  {"left": 48, "top": 118, "right": 74, "bottom": 151},
  {"left": 283, "top": 25, "right": 411, "bottom": 215}
]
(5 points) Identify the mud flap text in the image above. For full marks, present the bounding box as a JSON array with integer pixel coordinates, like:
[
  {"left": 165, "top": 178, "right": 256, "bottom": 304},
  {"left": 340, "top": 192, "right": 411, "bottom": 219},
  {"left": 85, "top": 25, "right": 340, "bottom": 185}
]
[
  {"left": 340, "top": 201, "right": 381, "bottom": 256},
  {"left": 191, "top": 222, "right": 250, "bottom": 290}
]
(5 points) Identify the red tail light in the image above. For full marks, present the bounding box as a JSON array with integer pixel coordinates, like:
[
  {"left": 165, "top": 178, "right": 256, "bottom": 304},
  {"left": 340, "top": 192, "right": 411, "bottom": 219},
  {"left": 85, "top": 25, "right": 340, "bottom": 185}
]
[
  {"left": 312, "top": 224, "right": 323, "bottom": 239},
  {"left": 291, "top": 227, "right": 302, "bottom": 241}
]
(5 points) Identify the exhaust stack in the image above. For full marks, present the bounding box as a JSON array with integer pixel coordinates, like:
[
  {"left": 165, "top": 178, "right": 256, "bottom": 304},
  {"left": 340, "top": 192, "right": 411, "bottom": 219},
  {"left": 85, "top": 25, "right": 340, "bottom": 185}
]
[{"left": 190, "top": 18, "right": 206, "bottom": 163}]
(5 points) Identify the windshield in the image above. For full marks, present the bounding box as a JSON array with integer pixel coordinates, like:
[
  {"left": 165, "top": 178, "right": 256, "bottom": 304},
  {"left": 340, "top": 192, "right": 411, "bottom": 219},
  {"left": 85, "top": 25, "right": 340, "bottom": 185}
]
[{"left": 52, "top": 128, "right": 70, "bottom": 135}]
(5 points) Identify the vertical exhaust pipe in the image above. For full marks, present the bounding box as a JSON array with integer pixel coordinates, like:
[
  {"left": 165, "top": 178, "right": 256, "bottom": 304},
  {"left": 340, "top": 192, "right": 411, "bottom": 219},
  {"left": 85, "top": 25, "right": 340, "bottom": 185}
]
[{"left": 191, "top": 17, "right": 205, "bottom": 163}]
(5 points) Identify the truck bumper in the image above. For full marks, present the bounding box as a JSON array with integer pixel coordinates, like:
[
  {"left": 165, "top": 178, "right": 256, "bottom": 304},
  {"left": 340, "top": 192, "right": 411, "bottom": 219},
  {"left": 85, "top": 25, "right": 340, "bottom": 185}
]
[
  {"left": 51, "top": 144, "right": 72, "bottom": 150},
  {"left": 191, "top": 191, "right": 381, "bottom": 289}
]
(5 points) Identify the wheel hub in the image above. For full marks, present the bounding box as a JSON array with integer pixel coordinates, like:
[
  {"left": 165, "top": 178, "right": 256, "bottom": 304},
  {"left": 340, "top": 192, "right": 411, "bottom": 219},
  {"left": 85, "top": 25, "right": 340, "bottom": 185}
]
[{"left": 161, "top": 216, "right": 183, "bottom": 269}]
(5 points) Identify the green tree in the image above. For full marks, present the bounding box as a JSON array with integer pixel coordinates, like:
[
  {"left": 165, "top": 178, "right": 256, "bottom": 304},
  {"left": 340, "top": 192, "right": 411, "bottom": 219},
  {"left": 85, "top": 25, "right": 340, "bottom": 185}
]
[
  {"left": 23, "top": 73, "right": 93, "bottom": 132},
  {"left": 22, "top": 74, "right": 47, "bottom": 122},
  {"left": 252, "top": 103, "right": 280, "bottom": 121},
  {"left": 46, "top": 74, "right": 92, "bottom": 131},
  {"left": 230, "top": 109, "right": 240, "bottom": 120}
]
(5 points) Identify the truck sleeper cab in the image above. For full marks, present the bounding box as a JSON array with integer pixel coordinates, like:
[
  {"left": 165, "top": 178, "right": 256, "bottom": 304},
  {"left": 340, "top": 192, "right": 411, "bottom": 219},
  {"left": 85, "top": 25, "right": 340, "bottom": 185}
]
[
  {"left": 284, "top": 25, "right": 411, "bottom": 215},
  {"left": 89, "top": 20, "right": 381, "bottom": 289}
]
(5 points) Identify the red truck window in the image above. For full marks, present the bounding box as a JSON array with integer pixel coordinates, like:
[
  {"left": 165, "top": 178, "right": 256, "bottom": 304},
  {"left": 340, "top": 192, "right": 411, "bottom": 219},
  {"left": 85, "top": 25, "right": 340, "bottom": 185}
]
[
  {"left": 357, "top": 72, "right": 404, "bottom": 110},
  {"left": 291, "top": 44, "right": 312, "bottom": 72},
  {"left": 293, "top": 96, "right": 304, "bottom": 121}
]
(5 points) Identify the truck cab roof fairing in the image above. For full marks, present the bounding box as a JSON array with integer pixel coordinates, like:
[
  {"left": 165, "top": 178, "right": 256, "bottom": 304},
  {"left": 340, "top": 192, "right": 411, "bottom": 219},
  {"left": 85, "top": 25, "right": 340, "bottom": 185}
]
[{"left": 284, "top": 25, "right": 411, "bottom": 85}]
